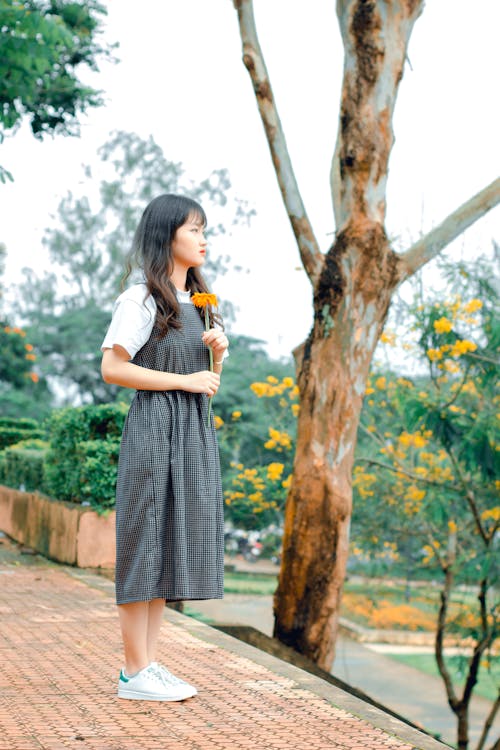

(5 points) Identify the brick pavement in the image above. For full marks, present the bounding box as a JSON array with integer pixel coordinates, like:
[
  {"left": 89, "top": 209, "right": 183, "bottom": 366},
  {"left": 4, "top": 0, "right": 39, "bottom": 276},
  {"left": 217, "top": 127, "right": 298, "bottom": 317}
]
[{"left": 0, "top": 556, "right": 449, "bottom": 750}]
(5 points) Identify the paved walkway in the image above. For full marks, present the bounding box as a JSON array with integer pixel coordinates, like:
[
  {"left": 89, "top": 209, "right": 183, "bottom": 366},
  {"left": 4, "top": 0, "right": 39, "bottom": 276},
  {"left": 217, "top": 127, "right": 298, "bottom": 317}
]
[
  {"left": 189, "top": 594, "right": 499, "bottom": 747},
  {"left": 0, "top": 538, "right": 448, "bottom": 750}
]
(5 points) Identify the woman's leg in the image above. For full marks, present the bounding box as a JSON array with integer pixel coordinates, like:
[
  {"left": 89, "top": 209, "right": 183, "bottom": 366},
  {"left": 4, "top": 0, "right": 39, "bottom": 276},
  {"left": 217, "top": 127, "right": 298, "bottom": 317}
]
[
  {"left": 117, "top": 601, "right": 150, "bottom": 675},
  {"left": 146, "top": 598, "right": 166, "bottom": 664}
]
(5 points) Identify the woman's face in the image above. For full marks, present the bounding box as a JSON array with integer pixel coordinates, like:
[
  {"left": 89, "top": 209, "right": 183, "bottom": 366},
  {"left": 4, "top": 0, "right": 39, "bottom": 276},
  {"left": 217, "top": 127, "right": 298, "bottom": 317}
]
[{"left": 170, "top": 214, "right": 207, "bottom": 271}]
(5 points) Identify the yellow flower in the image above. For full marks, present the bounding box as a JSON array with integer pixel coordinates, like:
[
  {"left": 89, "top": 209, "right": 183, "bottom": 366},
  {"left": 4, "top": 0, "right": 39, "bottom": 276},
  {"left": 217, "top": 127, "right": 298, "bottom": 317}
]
[
  {"left": 448, "top": 520, "right": 458, "bottom": 534},
  {"left": 450, "top": 339, "right": 477, "bottom": 357},
  {"left": 375, "top": 377, "right": 386, "bottom": 390},
  {"left": 397, "top": 377, "right": 413, "bottom": 388},
  {"left": 463, "top": 299, "right": 483, "bottom": 313},
  {"left": 282, "top": 474, "right": 292, "bottom": 489},
  {"left": 191, "top": 292, "right": 218, "bottom": 308},
  {"left": 365, "top": 387, "right": 375, "bottom": 395},
  {"left": 413, "top": 434, "right": 428, "bottom": 448},
  {"left": 213, "top": 415, "right": 224, "bottom": 429},
  {"left": 191, "top": 292, "right": 219, "bottom": 425},
  {"left": 291, "top": 403, "right": 300, "bottom": 417},
  {"left": 231, "top": 410, "right": 242, "bottom": 420},
  {"left": 405, "top": 486, "right": 426, "bottom": 502},
  {"left": 434, "top": 317, "right": 452, "bottom": 334},
  {"left": 267, "top": 462, "right": 284, "bottom": 481},
  {"left": 427, "top": 348, "right": 442, "bottom": 361},
  {"left": 282, "top": 377, "right": 294, "bottom": 388},
  {"left": 266, "top": 375, "right": 279, "bottom": 384},
  {"left": 481, "top": 507, "right": 500, "bottom": 522},
  {"left": 380, "top": 331, "right": 396, "bottom": 346}
]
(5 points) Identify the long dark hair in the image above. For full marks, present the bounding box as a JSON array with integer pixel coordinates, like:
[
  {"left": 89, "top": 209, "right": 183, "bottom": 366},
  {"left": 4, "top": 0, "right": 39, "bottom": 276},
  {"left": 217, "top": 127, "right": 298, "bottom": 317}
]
[{"left": 123, "top": 194, "right": 219, "bottom": 336}]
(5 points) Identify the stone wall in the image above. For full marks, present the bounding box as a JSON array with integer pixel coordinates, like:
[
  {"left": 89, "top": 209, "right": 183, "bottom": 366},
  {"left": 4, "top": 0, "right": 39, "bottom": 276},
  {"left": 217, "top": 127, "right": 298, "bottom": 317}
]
[{"left": 0, "top": 485, "right": 115, "bottom": 568}]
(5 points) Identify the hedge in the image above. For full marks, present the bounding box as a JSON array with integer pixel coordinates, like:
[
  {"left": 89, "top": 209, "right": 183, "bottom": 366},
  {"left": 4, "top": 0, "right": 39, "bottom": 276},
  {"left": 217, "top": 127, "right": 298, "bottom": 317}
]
[
  {"left": 0, "top": 417, "right": 45, "bottom": 450},
  {"left": 0, "top": 439, "right": 47, "bottom": 492},
  {"left": 43, "top": 403, "right": 128, "bottom": 513}
]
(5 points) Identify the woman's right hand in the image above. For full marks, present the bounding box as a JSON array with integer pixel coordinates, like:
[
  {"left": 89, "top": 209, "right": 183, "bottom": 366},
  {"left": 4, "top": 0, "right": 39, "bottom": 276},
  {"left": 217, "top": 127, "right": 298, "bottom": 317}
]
[{"left": 182, "top": 370, "right": 220, "bottom": 396}]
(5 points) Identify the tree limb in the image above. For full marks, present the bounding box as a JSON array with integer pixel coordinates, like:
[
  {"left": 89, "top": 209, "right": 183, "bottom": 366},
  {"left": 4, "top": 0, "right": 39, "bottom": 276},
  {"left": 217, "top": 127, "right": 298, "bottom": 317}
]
[
  {"left": 233, "top": 0, "right": 324, "bottom": 285},
  {"left": 477, "top": 694, "right": 500, "bottom": 750},
  {"left": 436, "top": 565, "right": 459, "bottom": 712},
  {"left": 358, "top": 455, "right": 464, "bottom": 494},
  {"left": 396, "top": 177, "right": 500, "bottom": 283}
]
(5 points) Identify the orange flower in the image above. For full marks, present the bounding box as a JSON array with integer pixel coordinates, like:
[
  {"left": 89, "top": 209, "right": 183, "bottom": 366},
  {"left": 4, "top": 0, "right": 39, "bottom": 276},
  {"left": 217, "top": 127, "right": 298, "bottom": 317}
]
[
  {"left": 191, "top": 292, "right": 218, "bottom": 308},
  {"left": 29, "top": 372, "right": 39, "bottom": 383},
  {"left": 25, "top": 344, "right": 34, "bottom": 351},
  {"left": 191, "top": 291, "right": 219, "bottom": 427}
]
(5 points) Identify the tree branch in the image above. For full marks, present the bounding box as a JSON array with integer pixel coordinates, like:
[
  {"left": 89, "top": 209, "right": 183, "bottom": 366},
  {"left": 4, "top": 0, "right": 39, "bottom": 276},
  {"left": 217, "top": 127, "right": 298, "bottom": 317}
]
[
  {"left": 436, "top": 565, "right": 459, "bottom": 712},
  {"left": 396, "top": 177, "right": 500, "bottom": 283},
  {"left": 358, "top": 455, "right": 463, "bottom": 494},
  {"left": 233, "top": 0, "right": 324, "bottom": 285},
  {"left": 477, "top": 692, "right": 500, "bottom": 750}
]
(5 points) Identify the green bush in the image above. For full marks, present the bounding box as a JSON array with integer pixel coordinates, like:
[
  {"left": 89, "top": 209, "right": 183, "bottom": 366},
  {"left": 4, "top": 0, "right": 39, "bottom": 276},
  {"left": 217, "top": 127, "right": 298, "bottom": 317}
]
[
  {"left": 44, "top": 402, "right": 127, "bottom": 513},
  {"left": 0, "top": 417, "right": 45, "bottom": 450},
  {"left": 78, "top": 439, "right": 121, "bottom": 512},
  {"left": 0, "top": 439, "right": 48, "bottom": 492}
]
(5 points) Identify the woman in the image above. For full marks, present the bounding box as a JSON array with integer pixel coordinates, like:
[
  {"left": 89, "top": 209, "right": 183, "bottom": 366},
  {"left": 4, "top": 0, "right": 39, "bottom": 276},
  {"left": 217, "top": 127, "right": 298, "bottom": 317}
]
[{"left": 101, "top": 194, "right": 228, "bottom": 701}]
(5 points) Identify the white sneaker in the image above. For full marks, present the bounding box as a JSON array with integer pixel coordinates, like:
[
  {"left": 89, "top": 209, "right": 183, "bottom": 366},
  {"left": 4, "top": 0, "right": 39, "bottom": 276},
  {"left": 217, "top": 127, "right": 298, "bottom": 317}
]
[
  {"left": 117, "top": 664, "right": 189, "bottom": 701},
  {"left": 151, "top": 661, "right": 198, "bottom": 698}
]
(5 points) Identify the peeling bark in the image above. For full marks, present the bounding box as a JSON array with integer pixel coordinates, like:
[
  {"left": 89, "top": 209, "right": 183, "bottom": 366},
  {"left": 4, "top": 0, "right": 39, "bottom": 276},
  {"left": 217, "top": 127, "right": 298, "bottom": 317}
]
[
  {"left": 234, "top": 0, "right": 500, "bottom": 671},
  {"left": 274, "top": 226, "right": 398, "bottom": 666}
]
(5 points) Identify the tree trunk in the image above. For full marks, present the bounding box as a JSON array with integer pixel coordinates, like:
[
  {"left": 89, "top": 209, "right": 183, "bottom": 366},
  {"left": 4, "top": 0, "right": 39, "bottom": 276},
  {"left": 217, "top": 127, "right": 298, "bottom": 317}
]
[
  {"left": 271, "top": 0, "right": 422, "bottom": 669},
  {"left": 234, "top": 0, "right": 500, "bottom": 671},
  {"left": 273, "top": 226, "right": 398, "bottom": 666}
]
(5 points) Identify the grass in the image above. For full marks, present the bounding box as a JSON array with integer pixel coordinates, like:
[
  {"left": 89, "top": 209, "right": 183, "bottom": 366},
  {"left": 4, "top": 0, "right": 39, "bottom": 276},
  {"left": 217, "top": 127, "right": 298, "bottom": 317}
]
[
  {"left": 222, "top": 570, "right": 278, "bottom": 595},
  {"left": 216, "top": 570, "right": 490, "bottom": 639},
  {"left": 386, "top": 653, "right": 499, "bottom": 703}
]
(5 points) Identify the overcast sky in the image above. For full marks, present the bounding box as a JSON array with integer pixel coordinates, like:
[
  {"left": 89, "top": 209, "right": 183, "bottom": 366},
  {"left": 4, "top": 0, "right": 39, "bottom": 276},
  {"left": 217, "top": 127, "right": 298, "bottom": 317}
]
[{"left": 1, "top": 0, "right": 499, "bottom": 358}]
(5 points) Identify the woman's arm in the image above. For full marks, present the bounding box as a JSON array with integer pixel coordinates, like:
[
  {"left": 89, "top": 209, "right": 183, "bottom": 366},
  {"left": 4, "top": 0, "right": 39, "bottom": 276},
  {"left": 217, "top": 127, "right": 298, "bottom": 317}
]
[{"left": 101, "top": 346, "right": 220, "bottom": 396}]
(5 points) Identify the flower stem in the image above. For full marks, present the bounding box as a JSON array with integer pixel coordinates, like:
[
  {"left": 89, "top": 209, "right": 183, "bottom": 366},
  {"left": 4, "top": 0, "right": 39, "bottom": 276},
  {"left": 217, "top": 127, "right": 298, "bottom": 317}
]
[{"left": 205, "top": 306, "right": 213, "bottom": 427}]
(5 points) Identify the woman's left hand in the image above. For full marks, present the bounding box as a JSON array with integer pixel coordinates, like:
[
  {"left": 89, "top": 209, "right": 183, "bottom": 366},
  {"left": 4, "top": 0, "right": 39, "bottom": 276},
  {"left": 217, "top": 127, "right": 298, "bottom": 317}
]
[{"left": 202, "top": 329, "right": 229, "bottom": 362}]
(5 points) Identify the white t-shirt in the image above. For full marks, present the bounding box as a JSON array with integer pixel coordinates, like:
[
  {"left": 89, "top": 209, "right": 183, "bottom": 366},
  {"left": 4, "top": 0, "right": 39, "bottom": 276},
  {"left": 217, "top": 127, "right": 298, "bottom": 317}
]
[{"left": 101, "top": 283, "right": 227, "bottom": 361}]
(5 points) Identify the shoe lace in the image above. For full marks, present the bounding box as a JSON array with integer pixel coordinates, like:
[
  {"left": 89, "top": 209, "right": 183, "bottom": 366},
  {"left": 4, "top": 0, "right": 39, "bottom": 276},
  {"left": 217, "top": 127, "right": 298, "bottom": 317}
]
[
  {"left": 145, "top": 666, "right": 167, "bottom": 686},
  {"left": 155, "top": 664, "right": 185, "bottom": 686}
]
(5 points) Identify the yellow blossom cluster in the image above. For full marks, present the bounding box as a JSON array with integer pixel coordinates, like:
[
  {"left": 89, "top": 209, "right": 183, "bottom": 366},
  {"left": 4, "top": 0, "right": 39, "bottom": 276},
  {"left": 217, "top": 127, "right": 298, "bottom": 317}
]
[
  {"left": 427, "top": 338, "right": 478, "bottom": 364},
  {"left": 225, "top": 459, "right": 290, "bottom": 514},
  {"left": 250, "top": 375, "right": 299, "bottom": 401},
  {"left": 433, "top": 317, "right": 453, "bottom": 334},
  {"left": 380, "top": 330, "right": 396, "bottom": 346},
  {"left": 267, "top": 462, "right": 284, "bottom": 481},
  {"left": 341, "top": 593, "right": 435, "bottom": 631},
  {"left": 264, "top": 427, "right": 293, "bottom": 451},
  {"left": 481, "top": 507, "right": 500, "bottom": 522},
  {"left": 397, "top": 430, "right": 432, "bottom": 448},
  {"left": 353, "top": 467, "right": 377, "bottom": 498}
]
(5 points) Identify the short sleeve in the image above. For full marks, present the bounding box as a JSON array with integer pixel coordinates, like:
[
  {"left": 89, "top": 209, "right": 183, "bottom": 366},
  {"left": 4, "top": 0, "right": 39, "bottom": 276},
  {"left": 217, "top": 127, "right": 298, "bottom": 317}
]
[{"left": 101, "top": 284, "right": 156, "bottom": 359}]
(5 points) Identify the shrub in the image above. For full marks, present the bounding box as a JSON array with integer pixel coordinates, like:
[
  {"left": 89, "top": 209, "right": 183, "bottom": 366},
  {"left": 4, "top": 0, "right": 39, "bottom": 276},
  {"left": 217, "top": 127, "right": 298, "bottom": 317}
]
[
  {"left": 78, "top": 439, "right": 121, "bottom": 512},
  {"left": 0, "top": 417, "right": 45, "bottom": 450},
  {"left": 0, "top": 439, "right": 48, "bottom": 492},
  {"left": 44, "top": 402, "right": 127, "bottom": 513}
]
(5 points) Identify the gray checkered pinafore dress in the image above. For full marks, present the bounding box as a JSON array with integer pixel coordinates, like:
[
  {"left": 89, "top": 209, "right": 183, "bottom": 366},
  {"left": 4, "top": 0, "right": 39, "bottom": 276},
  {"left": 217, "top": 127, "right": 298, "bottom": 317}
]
[{"left": 114, "top": 301, "right": 224, "bottom": 604}]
